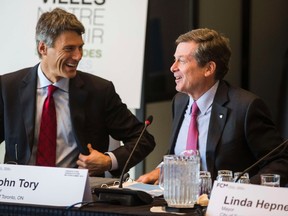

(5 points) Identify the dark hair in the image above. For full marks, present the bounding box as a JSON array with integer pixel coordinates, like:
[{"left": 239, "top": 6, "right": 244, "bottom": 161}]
[
  {"left": 176, "top": 28, "right": 231, "bottom": 80},
  {"left": 35, "top": 8, "right": 85, "bottom": 58}
]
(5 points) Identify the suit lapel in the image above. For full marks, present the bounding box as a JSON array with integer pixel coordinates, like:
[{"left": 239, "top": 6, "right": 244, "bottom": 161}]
[
  {"left": 19, "top": 65, "right": 38, "bottom": 150},
  {"left": 69, "top": 74, "right": 89, "bottom": 155},
  {"left": 19, "top": 68, "right": 89, "bottom": 154},
  {"left": 169, "top": 93, "right": 189, "bottom": 154},
  {"left": 206, "top": 81, "right": 229, "bottom": 179}
]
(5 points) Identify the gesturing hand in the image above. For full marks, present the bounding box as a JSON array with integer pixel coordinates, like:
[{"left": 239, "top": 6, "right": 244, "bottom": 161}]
[{"left": 77, "top": 143, "right": 112, "bottom": 176}]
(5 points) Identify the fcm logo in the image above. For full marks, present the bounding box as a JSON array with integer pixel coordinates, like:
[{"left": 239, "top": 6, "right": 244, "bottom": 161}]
[{"left": 216, "top": 182, "right": 229, "bottom": 188}]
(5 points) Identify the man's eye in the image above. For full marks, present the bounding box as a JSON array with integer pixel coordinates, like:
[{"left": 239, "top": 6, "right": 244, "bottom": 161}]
[{"left": 64, "top": 47, "right": 74, "bottom": 52}]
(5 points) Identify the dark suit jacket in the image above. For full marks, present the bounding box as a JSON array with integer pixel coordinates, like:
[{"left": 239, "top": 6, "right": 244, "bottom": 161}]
[
  {"left": 169, "top": 80, "right": 288, "bottom": 186},
  {"left": 0, "top": 64, "right": 155, "bottom": 177}
]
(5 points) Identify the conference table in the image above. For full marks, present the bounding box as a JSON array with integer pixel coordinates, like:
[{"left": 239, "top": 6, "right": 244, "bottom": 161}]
[
  {"left": 0, "top": 177, "right": 206, "bottom": 216},
  {"left": 0, "top": 198, "right": 205, "bottom": 216}
]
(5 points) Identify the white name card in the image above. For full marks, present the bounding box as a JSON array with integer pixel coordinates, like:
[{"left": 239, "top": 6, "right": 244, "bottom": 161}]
[
  {"left": 206, "top": 181, "right": 288, "bottom": 216},
  {"left": 0, "top": 164, "right": 92, "bottom": 207}
]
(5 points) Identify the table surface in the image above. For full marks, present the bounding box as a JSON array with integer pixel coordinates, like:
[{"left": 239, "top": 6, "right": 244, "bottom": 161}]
[
  {"left": 0, "top": 177, "right": 206, "bottom": 216},
  {"left": 0, "top": 197, "right": 206, "bottom": 216}
]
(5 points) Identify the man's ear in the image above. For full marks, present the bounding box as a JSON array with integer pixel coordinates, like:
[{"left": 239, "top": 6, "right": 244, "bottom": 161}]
[
  {"left": 38, "top": 41, "right": 48, "bottom": 56},
  {"left": 204, "top": 61, "right": 216, "bottom": 77}
]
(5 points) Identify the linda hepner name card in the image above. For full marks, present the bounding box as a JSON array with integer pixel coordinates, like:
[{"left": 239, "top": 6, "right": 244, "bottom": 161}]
[
  {"left": 206, "top": 181, "right": 288, "bottom": 216},
  {"left": 0, "top": 164, "right": 92, "bottom": 207}
]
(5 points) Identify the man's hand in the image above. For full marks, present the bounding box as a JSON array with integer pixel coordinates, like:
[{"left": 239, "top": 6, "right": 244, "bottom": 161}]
[
  {"left": 77, "top": 143, "right": 112, "bottom": 176},
  {"left": 136, "top": 168, "right": 161, "bottom": 184}
]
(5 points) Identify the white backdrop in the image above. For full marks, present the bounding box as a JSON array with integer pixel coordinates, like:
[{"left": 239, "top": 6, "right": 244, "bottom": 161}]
[{"left": 0, "top": 0, "right": 148, "bottom": 109}]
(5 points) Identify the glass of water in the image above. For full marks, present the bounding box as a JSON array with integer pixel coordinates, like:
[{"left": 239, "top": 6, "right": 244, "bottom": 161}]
[
  {"left": 234, "top": 172, "right": 250, "bottom": 184},
  {"left": 261, "top": 174, "right": 280, "bottom": 187},
  {"left": 199, "top": 171, "right": 212, "bottom": 197},
  {"left": 216, "top": 170, "right": 233, "bottom": 182}
]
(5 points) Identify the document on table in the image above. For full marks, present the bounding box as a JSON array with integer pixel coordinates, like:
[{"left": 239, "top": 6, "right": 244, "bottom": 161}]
[{"left": 110, "top": 181, "right": 164, "bottom": 197}]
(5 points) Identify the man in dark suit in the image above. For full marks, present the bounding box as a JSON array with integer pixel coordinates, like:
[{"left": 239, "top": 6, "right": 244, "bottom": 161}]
[
  {"left": 137, "top": 28, "right": 288, "bottom": 186},
  {"left": 0, "top": 8, "right": 155, "bottom": 177}
]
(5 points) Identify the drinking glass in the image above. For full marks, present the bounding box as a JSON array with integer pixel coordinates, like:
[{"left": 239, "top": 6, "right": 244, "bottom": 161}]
[
  {"left": 234, "top": 172, "right": 250, "bottom": 184},
  {"left": 216, "top": 170, "right": 233, "bottom": 182},
  {"left": 199, "top": 171, "right": 212, "bottom": 197},
  {"left": 261, "top": 174, "right": 280, "bottom": 187}
]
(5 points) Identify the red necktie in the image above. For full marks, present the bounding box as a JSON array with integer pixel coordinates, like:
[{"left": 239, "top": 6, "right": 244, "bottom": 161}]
[
  {"left": 186, "top": 102, "right": 199, "bottom": 150},
  {"left": 36, "top": 85, "right": 58, "bottom": 167}
]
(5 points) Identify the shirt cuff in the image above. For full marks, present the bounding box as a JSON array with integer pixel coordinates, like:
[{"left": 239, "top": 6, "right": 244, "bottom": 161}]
[{"left": 104, "top": 152, "right": 118, "bottom": 171}]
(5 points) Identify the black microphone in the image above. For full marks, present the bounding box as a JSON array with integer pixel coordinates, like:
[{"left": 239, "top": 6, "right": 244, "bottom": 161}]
[
  {"left": 118, "top": 115, "right": 153, "bottom": 188},
  {"left": 93, "top": 115, "right": 154, "bottom": 206},
  {"left": 235, "top": 138, "right": 288, "bottom": 183}
]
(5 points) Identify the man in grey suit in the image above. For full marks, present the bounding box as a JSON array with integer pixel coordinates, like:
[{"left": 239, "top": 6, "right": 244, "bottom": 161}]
[
  {"left": 0, "top": 8, "right": 155, "bottom": 177},
  {"left": 137, "top": 28, "right": 288, "bottom": 186}
]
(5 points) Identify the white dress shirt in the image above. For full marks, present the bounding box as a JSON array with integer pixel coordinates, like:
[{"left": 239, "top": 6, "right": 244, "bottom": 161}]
[
  {"left": 174, "top": 81, "right": 219, "bottom": 170},
  {"left": 29, "top": 65, "right": 79, "bottom": 167}
]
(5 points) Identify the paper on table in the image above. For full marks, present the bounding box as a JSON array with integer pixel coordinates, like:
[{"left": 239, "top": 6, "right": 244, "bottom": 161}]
[{"left": 110, "top": 181, "right": 163, "bottom": 197}]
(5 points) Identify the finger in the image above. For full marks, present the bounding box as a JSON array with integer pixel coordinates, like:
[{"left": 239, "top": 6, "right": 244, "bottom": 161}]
[
  {"left": 78, "top": 153, "right": 85, "bottom": 161},
  {"left": 76, "top": 161, "right": 83, "bottom": 168},
  {"left": 87, "top": 143, "right": 93, "bottom": 153},
  {"left": 78, "top": 165, "right": 85, "bottom": 169},
  {"left": 135, "top": 177, "right": 142, "bottom": 182},
  {"left": 136, "top": 175, "right": 148, "bottom": 183}
]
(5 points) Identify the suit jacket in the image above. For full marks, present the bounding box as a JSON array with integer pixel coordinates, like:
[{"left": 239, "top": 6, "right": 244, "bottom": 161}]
[
  {"left": 169, "top": 80, "right": 288, "bottom": 186},
  {"left": 0, "top": 64, "right": 155, "bottom": 177}
]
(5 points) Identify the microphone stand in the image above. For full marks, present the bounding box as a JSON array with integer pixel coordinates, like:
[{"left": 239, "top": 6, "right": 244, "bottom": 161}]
[
  {"left": 93, "top": 116, "right": 154, "bottom": 206},
  {"left": 119, "top": 117, "right": 151, "bottom": 188}
]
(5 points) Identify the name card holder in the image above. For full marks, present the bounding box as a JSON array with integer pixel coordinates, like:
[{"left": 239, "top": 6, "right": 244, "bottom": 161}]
[
  {"left": 0, "top": 164, "right": 92, "bottom": 207},
  {"left": 206, "top": 181, "right": 288, "bottom": 216}
]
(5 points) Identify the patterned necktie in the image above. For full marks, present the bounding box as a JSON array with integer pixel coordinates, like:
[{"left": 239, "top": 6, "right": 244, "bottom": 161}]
[
  {"left": 186, "top": 101, "right": 199, "bottom": 150},
  {"left": 36, "top": 85, "right": 58, "bottom": 167}
]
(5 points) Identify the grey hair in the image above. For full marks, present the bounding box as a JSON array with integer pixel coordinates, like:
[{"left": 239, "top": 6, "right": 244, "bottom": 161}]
[
  {"left": 176, "top": 28, "right": 231, "bottom": 80},
  {"left": 35, "top": 8, "right": 85, "bottom": 58}
]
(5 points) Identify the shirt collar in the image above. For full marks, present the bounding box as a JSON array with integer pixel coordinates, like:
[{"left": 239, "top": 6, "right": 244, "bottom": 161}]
[
  {"left": 37, "top": 64, "right": 69, "bottom": 92},
  {"left": 188, "top": 81, "right": 219, "bottom": 115}
]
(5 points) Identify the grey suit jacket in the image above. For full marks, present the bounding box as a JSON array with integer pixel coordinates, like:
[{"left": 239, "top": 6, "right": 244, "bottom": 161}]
[
  {"left": 169, "top": 80, "right": 288, "bottom": 186},
  {"left": 0, "top": 64, "right": 155, "bottom": 176}
]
